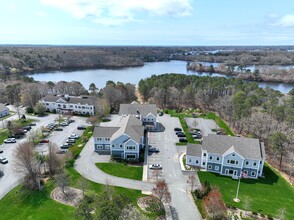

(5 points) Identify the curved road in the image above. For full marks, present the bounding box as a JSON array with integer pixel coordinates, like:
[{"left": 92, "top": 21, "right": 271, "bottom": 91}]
[{"left": 75, "top": 115, "right": 202, "bottom": 220}]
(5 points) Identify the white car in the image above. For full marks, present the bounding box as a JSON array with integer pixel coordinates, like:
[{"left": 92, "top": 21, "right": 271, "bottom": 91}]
[
  {"left": 0, "top": 156, "right": 8, "bottom": 164},
  {"left": 68, "top": 134, "right": 80, "bottom": 139},
  {"left": 149, "top": 164, "right": 162, "bottom": 170},
  {"left": 4, "top": 138, "right": 16, "bottom": 143}
]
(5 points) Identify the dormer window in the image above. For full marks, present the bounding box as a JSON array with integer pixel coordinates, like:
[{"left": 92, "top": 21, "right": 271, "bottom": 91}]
[
  {"left": 232, "top": 153, "right": 235, "bottom": 157},
  {"left": 203, "top": 153, "right": 206, "bottom": 157}
]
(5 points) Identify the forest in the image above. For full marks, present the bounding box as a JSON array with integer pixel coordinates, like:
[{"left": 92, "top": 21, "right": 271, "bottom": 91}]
[{"left": 139, "top": 74, "right": 294, "bottom": 180}]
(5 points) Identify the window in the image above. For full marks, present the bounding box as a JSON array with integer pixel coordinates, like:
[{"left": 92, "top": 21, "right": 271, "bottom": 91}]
[
  {"left": 232, "top": 153, "right": 235, "bottom": 157},
  {"left": 244, "top": 170, "right": 248, "bottom": 175},
  {"left": 105, "top": 138, "right": 110, "bottom": 141},
  {"left": 251, "top": 171, "right": 256, "bottom": 176},
  {"left": 245, "top": 161, "right": 249, "bottom": 165},
  {"left": 208, "top": 165, "right": 212, "bottom": 169},
  {"left": 216, "top": 157, "right": 220, "bottom": 161},
  {"left": 253, "top": 162, "right": 257, "bottom": 166},
  {"left": 97, "top": 138, "right": 102, "bottom": 141},
  {"left": 126, "top": 146, "right": 136, "bottom": 150},
  {"left": 96, "top": 145, "right": 103, "bottom": 149},
  {"left": 203, "top": 153, "right": 206, "bottom": 156},
  {"left": 215, "top": 166, "right": 219, "bottom": 171},
  {"left": 58, "top": 104, "right": 61, "bottom": 107},
  {"left": 188, "top": 159, "right": 191, "bottom": 163},
  {"left": 120, "top": 144, "right": 123, "bottom": 148},
  {"left": 70, "top": 105, "right": 73, "bottom": 108},
  {"left": 196, "top": 160, "right": 199, "bottom": 164},
  {"left": 63, "top": 105, "right": 66, "bottom": 108},
  {"left": 202, "top": 162, "right": 206, "bottom": 166},
  {"left": 112, "top": 145, "right": 115, "bottom": 148},
  {"left": 227, "top": 159, "right": 230, "bottom": 164},
  {"left": 82, "top": 106, "right": 85, "bottom": 109},
  {"left": 105, "top": 145, "right": 110, "bottom": 149},
  {"left": 209, "top": 156, "right": 212, "bottom": 160},
  {"left": 126, "top": 154, "right": 136, "bottom": 159},
  {"left": 46, "top": 103, "right": 49, "bottom": 105}
]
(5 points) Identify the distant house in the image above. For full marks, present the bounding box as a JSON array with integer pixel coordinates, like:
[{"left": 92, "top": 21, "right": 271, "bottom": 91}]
[
  {"left": 186, "top": 134, "right": 266, "bottom": 179},
  {"left": 39, "top": 94, "right": 97, "bottom": 115},
  {"left": 93, "top": 115, "right": 145, "bottom": 160},
  {"left": 119, "top": 103, "right": 157, "bottom": 130},
  {"left": 0, "top": 104, "right": 9, "bottom": 118}
]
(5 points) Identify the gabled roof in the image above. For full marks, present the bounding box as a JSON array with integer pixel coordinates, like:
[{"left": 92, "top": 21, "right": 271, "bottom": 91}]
[
  {"left": 111, "top": 115, "right": 144, "bottom": 143},
  {"left": 0, "top": 104, "right": 9, "bottom": 112},
  {"left": 93, "top": 127, "right": 120, "bottom": 138},
  {"left": 119, "top": 104, "right": 157, "bottom": 117},
  {"left": 187, "top": 134, "right": 265, "bottom": 160},
  {"left": 186, "top": 143, "right": 202, "bottom": 157},
  {"left": 222, "top": 145, "right": 244, "bottom": 159},
  {"left": 41, "top": 95, "right": 97, "bottom": 105}
]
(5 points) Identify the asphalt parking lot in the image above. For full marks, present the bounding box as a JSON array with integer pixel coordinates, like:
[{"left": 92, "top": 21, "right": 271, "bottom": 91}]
[
  {"left": 0, "top": 113, "right": 88, "bottom": 199},
  {"left": 185, "top": 117, "right": 219, "bottom": 136}
]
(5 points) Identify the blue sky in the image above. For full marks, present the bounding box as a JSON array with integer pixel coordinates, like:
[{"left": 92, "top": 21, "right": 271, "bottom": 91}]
[{"left": 1, "top": 0, "right": 294, "bottom": 45}]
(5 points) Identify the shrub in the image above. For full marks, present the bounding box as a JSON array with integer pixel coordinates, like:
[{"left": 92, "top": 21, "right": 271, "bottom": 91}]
[
  {"left": 194, "top": 181, "right": 211, "bottom": 199},
  {"left": 65, "top": 159, "right": 75, "bottom": 168},
  {"left": 252, "top": 211, "right": 258, "bottom": 215},
  {"left": 26, "top": 107, "right": 34, "bottom": 114}
]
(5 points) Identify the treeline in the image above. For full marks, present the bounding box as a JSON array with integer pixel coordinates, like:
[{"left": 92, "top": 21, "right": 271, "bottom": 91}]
[
  {"left": 139, "top": 74, "right": 294, "bottom": 179},
  {"left": 0, "top": 75, "right": 137, "bottom": 115},
  {"left": 187, "top": 63, "right": 294, "bottom": 83}
]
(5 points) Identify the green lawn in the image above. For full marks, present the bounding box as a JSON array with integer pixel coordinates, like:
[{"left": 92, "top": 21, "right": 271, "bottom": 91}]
[
  {"left": 198, "top": 164, "right": 294, "bottom": 219},
  {"left": 0, "top": 129, "right": 9, "bottom": 144},
  {"left": 0, "top": 182, "right": 75, "bottom": 220},
  {"left": 96, "top": 162, "right": 143, "bottom": 181}
]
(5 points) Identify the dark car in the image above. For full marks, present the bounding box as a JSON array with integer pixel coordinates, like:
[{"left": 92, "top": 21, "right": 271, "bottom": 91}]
[
  {"left": 177, "top": 133, "right": 186, "bottom": 138},
  {"left": 179, "top": 138, "right": 187, "bottom": 142},
  {"left": 40, "top": 139, "right": 49, "bottom": 143},
  {"left": 176, "top": 131, "right": 184, "bottom": 135},
  {"left": 77, "top": 125, "right": 86, "bottom": 130},
  {"left": 149, "top": 147, "right": 160, "bottom": 153},
  {"left": 174, "top": 127, "right": 182, "bottom": 132},
  {"left": 0, "top": 150, "right": 3, "bottom": 154}
]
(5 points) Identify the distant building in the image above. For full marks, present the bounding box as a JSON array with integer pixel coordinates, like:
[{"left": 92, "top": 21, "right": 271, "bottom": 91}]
[
  {"left": 93, "top": 115, "right": 145, "bottom": 160},
  {"left": 186, "top": 134, "right": 266, "bottom": 179},
  {"left": 119, "top": 103, "right": 158, "bottom": 130},
  {"left": 39, "top": 94, "right": 97, "bottom": 115},
  {"left": 0, "top": 104, "right": 9, "bottom": 118}
]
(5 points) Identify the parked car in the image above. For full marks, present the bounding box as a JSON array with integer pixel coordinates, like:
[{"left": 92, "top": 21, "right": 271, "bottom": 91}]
[
  {"left": 0, "top": 150, "right": 3, "bottom": 154},
  {"left": 54, "top": 127, "right": 63, "bottom": 131},
  {"left": 56, "top": 150, "right": 67, "bottom": 154},
  {"left": 66, "top": 139, "right": 75, "bottom": 144},
  {"left": 149, "top": 147, "right": 160, "bottom": 153},
  {"left": 61, "top": 122, "right": 69, "bottom": 126},
  {"left": 192, "top": 134, "right": 202, "bottom": 139},
  {"left": 177, "top": 133, "right": 186, "bottom": 138},
  {"left": 4, "top": 138, "right": 16, "bottom": 143},
  {"left": 68, "top": 134, "right": 80, "bottom": 139},
  {"left": 60, "top": 143, "right": 71, "bottom": 149},
  {"left": 149, "top": 164, "right": 162, "bottom": 170},
  {"left": 176, "top": 131, "right": 185, "bottom": 136},
  {"left": 174, "top": 127, "right": 182, "bottom": 132},
  {"left": 0, "top": 156, "right": 8, "bottom": 164},
  {"left": 77, "top": 125, "right": 86, "bottom": 130},
  {"left": 28, "top": 122, "right": 36, "bottom": 126},
  {"left": 179, "top": 138, "right": 187, "bottom": 142},
  {"left": 23, "top": 126, "right": 31, "bottom": 131},
  {"left": 40, "top": 139, "right": 49, "bottom": 143}
]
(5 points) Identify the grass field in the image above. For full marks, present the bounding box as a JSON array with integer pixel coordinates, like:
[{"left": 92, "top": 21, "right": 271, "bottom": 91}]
[
  {"left": 198, "top": 164, "right": 294, "bottom": 219},
  {"left": 96, "top": 162, "right": 143, "bottom": 181},
  {"left": 0, "top": 129, "right": 9, "bottom": 144}
]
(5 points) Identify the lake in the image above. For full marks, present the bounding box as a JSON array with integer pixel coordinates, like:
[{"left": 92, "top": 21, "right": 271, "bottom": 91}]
[{"left": 27, "top": 60, "right": 293, "bottom": 93}]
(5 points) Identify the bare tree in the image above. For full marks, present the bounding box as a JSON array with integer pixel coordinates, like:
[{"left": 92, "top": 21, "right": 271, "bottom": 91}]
[
  {"left": 13, "top": 141, "right": 39, "bottom": 189},
  {"left": 152, "top": 170, "right": 162, "bottom": 182},
  {"left": 47, "top": 142, "right": 63, "bottom": 176},
  {"left": 152, "top": 179, "right": 171, "bottom": 204},
  {"left": 56, "top": 170, "right": 70, "bottom": 196},
  {"left": 86, "top": 115, "right": 100, "bottom": 128},
  {"left": 188, "top": 175, "right": 198, "bottom": 192},
  {"left": 55, "top": 114, "right": 63, "bottom": 125},
  {"left": 78, "top": 177, "right": 90, "bottom": 197}
]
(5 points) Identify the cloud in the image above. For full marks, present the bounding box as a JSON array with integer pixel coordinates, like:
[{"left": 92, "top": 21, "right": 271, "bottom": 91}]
[
  {"left": 270, "top": 14, "right": 294, "bottom": 27},
  {"left": 40, "top": 0, "right": 192, "bottom": 26}
]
